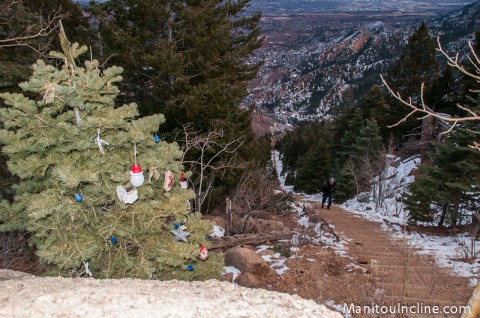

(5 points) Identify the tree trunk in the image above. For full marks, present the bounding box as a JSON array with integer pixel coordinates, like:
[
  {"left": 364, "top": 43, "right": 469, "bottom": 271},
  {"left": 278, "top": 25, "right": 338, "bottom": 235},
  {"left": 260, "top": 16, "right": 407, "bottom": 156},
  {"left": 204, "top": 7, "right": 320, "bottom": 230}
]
[
  {"left": 438, "top": 203, "right": 448, "bottom": 227},
  {"left": 419, "top": 115, "right": 436, "bottom": 162},
  {"left": 451, "top": 195, "right": 463, "bottom": 228}
]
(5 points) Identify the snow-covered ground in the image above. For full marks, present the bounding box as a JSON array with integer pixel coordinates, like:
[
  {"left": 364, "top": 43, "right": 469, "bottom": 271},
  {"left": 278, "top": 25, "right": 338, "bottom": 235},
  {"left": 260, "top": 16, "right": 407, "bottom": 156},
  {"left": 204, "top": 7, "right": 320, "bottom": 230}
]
[{"left": 273, "top": 150, "right": 480, "bottom": 286}]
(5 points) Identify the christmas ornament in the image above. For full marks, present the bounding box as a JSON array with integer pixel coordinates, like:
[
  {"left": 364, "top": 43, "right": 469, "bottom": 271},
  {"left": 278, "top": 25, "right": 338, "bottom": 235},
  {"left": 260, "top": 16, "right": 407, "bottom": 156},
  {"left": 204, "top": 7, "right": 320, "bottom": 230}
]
[
  {"left": 42, "top": 83, "right": 57, "bottom": 104},
  {"left": 95, "top": 128, "right": 109, "bottom": 155},
  {"left": 148, "top": 166, "right": 160, "bottom": 184},
  {"left": 171, "top": 226, "right": 190, "bottom": 243},
  {"left": 164, "top": 170, "right": 174, "bottom": 191},
  {"left": 154, "top": 135, "right": 160, "bottom": 143},
  {"left": 130, "top": 165, "right": 145, "bottom": 187},
  {"left": 197, "top": 245, "right": 209, "bottom": 261},
  {"left": 75, "top": 193, "right": 83, "bottom": 202},
  {"left": 84, "top": 261, "right": 93, "bottom": 277},
  {"left": 173, "top": 223, "right": 180, "bottom": 229},
  {"left": 187, "top": 264, "right": 193, "bottom": 271},
  {"left": 130, "top": 143, "right": 145, "bottom": 187},
  {"left": 116, "top": 186, "right": 138, "bottom": 204},
  {"left": 109, "top": 235, "right": 118, "bottom": 244},
  {"left": 180, "top": 172, "right": 188, "bottom": 189}
]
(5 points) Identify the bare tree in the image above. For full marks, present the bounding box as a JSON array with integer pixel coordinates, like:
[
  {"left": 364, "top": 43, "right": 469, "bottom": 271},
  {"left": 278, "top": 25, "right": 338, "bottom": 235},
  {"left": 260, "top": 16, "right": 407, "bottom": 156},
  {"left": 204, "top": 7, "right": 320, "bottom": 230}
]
[
  {"left": 381, "top": 37, "right": 480, "bottom": 149},
  {"left": 230, "top": 167, "right": 291, "bottom": 216},
  {"left": 179, "top": 125, "right": 245, "bottom": 213},
  {"left": 0, "top": 0, "right": 66, "bottom": 53}
]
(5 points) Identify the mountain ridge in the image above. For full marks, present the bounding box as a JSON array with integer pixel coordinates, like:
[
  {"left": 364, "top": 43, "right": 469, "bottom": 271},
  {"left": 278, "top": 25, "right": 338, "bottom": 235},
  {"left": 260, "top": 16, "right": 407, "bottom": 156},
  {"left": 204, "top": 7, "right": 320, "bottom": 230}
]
[{"left": 247, "top": 0, "right": 480, "bottom": 124}]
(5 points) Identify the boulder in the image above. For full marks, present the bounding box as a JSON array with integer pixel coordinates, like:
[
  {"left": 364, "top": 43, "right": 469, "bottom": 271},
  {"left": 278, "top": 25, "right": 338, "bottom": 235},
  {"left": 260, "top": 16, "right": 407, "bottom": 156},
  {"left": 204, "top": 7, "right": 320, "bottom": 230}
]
[
  {"left": 254, "top": 219, "right": 286, "bottom": 233},
  {"left": 231, "top": 215, "right": 256, "bottom": 234},
  {"left": 0, "top": 270, "right": 343, "bottom": 318},
  {"left": 224, "top": 247, "right": 273, "bottom": 277},
  {"left": 221, "top": 272, "right": 234, "bottom": 283},
  {"left": 211, "top": 217, "right": 227, "bottom": 229},
  {"left": 235, "top": 272, "right": 260, "bottom": 288}
]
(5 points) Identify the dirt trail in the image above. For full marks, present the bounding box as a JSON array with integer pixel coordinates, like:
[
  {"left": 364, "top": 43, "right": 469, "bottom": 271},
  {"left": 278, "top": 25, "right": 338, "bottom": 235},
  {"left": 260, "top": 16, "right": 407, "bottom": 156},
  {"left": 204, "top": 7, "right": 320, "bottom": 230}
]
[{"left": 315, "top": 203, "right": 474, "bottom": 317}]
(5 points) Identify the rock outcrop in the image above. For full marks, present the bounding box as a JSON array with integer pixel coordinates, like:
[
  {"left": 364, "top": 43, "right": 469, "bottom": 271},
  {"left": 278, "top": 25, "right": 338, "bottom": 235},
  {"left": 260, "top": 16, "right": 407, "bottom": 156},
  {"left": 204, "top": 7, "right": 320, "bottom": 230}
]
[{"left": 0, "top": 269, "right": 341, "bottom": 318}]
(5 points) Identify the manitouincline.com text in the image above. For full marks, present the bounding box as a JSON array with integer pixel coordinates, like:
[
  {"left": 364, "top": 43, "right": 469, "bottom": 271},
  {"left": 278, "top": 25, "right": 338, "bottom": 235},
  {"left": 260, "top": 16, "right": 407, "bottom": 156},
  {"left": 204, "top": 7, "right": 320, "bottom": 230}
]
[{"left": 343, "top": 303, "right": 471, "bottom": 315}]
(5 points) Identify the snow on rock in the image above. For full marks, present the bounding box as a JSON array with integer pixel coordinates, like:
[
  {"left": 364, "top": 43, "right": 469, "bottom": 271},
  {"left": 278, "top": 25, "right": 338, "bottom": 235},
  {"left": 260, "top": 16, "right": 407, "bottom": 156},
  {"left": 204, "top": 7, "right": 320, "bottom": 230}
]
[
  {"left": 298, "top": 215, "right": 310, "bottom": 228},
  {"left": 211, "top": 225, "right": 225, "bottom": 238},
  {"left": 324, "top": 300, "right": 352, "bottom": 318},
  {"left": 223, "top": 266, "right": 241, "bottom": 282}
]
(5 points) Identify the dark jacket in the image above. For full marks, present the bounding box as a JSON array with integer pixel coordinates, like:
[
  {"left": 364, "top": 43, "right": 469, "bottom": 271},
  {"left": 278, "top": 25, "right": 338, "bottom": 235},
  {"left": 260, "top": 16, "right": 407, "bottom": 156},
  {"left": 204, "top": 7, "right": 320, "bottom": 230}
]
[{"left": 321, "top": 181, "right": 336, "bottom": 195}]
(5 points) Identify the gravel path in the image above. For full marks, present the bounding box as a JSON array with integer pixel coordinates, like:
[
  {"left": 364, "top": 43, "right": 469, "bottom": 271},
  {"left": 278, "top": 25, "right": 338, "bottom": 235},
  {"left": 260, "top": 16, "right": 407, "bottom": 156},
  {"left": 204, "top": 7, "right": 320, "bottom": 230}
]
[{"left": 317, "top": 204, "right": 473, "bottom": 317}]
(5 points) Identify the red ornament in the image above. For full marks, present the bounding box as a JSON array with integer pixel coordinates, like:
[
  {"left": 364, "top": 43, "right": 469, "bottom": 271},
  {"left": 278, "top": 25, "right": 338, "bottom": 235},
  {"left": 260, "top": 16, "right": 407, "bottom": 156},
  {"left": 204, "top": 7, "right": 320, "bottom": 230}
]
[
  {"left": 197, "top": 245, "right": 209, "bottom": 261},
  {"left": 131, "top": 164, "right": 142, "bottom": 173},
  {"left": 181, "top": 172, "right": 185, "bottom": 182}
]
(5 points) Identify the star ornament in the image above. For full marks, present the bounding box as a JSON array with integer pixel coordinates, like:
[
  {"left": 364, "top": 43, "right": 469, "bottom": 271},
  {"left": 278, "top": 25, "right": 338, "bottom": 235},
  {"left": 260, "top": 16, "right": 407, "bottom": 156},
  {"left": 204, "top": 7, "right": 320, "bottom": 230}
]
[{"left": 170, "top": 228, "right": 190, "bottom": 243}]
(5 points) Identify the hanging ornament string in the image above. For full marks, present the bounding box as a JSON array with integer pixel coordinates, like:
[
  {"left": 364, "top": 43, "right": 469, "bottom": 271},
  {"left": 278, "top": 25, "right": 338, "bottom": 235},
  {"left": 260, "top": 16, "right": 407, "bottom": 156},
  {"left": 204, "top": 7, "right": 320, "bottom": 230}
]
[
  {"left": 95, "top": 128, "right": 109, "bottom": 155},
  {"left": 134, "top": 142, "right": 137, "bottom": 165}
]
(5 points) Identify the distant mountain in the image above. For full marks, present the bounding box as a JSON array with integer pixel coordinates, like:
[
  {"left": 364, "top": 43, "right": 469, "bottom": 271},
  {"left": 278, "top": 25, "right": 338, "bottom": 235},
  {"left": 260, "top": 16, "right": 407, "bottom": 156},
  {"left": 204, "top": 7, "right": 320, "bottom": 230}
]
[
  {"left": 433, "top": 0, "right": 480, "bottom": 48},
  {"left": 246, "top": 1, "right": 480, "bottom": 123},
  {"left": 73, "top": 0, "right": 105, "bottom": 6},
  {"left": 248, "top": 0, "right": 476, "bottom": 15}
]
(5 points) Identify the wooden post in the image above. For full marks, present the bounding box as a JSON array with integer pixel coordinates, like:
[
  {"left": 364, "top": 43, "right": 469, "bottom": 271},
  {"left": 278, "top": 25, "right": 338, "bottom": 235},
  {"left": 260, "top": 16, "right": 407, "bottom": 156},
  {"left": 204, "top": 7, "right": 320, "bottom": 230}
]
[{"left": 225, "top": 197, "right": 232, "bottom": 236}]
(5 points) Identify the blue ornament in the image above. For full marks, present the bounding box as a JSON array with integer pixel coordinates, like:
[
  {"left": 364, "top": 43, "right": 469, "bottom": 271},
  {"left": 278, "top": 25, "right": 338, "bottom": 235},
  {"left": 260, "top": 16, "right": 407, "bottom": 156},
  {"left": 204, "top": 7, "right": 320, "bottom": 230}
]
[
  {"left": 154, "top": 135, "right": 160, "bottom": 143},
  {"left": 110, "top": 235, "right": 118, "bottom": 244},
  {"left": 187, "top": 264, "right": 193, "bottom": 271},
  {"left": 173, "top": 223, "right": 179, "bottom": 229},
  {"left": 75, "top": 193, "right": 83, "bottom": 202},
  {"left": 204, "top": 235, "right": 212, "bottom": 241}
]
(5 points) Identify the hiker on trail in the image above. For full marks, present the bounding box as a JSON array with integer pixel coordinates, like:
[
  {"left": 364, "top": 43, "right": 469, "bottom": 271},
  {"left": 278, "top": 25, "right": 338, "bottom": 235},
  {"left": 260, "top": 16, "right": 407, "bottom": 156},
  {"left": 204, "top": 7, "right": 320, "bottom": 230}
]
[{"left": 321, "top": 177, "right": 336, "bottom": 209}]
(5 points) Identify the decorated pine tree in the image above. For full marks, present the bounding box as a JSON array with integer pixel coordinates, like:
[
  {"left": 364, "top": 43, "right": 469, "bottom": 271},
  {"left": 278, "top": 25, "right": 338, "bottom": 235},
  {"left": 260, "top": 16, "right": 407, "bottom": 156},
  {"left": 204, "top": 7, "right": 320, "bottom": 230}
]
[{"left": 0, "top": 26, "right": 223, "bottom": 279}]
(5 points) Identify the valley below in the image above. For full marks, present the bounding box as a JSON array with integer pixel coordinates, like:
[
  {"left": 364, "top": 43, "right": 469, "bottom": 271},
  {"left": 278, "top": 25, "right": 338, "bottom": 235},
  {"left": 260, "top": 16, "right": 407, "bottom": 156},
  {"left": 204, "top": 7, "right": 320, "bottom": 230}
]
[{"left": 246, "top": 1, "right": 480, "bottom": 126}]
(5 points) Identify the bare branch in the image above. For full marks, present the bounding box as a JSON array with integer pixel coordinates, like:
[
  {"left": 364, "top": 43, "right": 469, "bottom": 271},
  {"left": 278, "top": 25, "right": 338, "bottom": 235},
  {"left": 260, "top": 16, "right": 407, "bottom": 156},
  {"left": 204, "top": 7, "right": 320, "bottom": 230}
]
[
  {"left": 436, "top": 37, "right": 480, "bottom": 82},
  {"left": 179, "top": 124, "right": 246, "bottom": 212},
  {"left": 382, "top": 36, "right": 480, "bottom": 149},
  {"left": 381, "top": 75, "right": 480, "bottom": 125},
  {"left": 0, "top": 0, "right": 67, "bottom": 51}
]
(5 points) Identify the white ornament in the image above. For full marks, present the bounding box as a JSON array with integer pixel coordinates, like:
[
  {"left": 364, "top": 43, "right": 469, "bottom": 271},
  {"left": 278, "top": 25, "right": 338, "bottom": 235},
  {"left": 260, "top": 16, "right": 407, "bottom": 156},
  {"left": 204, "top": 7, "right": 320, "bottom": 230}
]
[
  {"left": 180, "top": 181, "right": 188, "bottom": 189},
  {"left": 130, "top": 165, "right": 145, "bottom": 187},
  {"left": 116, "top": 185, "right": 138, "bottom": 204},
  {"left": 164, "top": 170, "right": 174, "bottom": 191},
  {"left": 84, "top": 261, "right": 93, "bottom": 277},
  {"left": 95, "top": 128, "right": 109, "bottom": 155}
]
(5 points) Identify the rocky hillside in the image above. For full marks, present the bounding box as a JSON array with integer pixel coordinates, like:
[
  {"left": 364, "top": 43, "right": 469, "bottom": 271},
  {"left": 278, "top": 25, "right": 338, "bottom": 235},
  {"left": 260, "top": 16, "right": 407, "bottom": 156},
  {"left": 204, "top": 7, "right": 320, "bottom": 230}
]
[{"left": 246, "top": 1, "right": 480, "bottom": 122}]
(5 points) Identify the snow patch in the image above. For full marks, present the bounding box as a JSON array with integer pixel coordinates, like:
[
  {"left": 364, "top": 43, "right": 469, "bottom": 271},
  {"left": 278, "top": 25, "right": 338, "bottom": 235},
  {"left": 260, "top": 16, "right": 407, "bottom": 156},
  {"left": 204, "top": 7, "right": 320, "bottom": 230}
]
[
  {"left": 223, "top": 266, "right": 241, "bottom": 282},
  {"left": 340, "top": 156, "right": 479, "bottom": 279},
  {"left": 211, "top": 225, "right": 225, "bottom": 238},
  {"left": 275, "top": 152, "right": 479, "bottom": 280}
]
